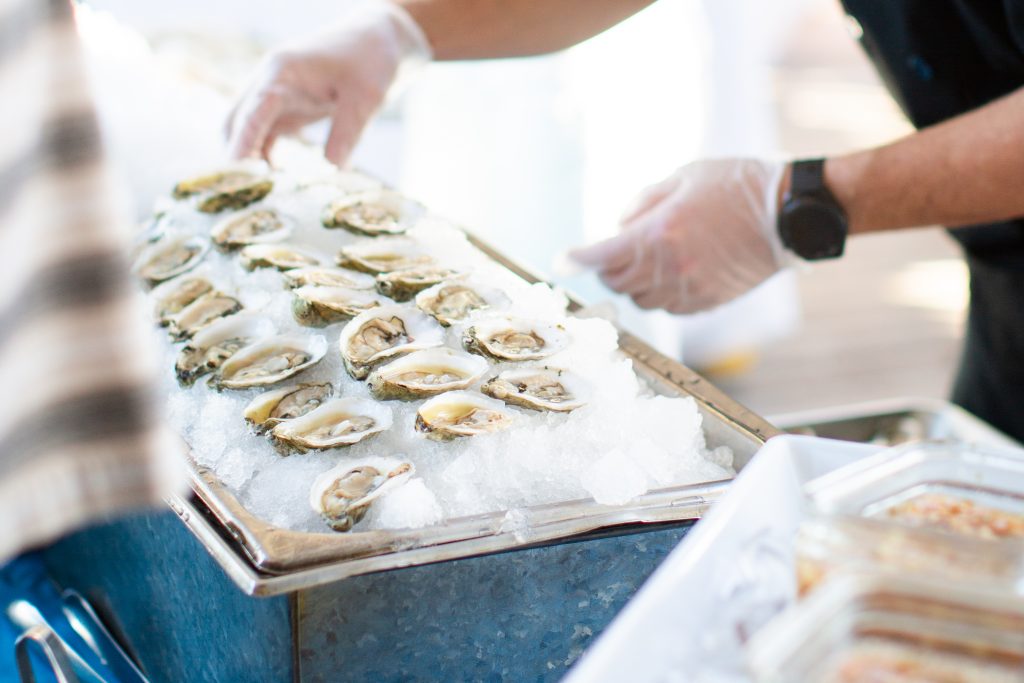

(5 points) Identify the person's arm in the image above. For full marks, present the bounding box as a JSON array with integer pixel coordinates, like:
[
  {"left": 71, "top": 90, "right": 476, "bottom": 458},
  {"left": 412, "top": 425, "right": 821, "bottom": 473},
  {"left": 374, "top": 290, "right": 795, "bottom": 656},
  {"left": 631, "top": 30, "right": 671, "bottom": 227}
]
[{"left": 399, "top": 0, "right": 655, "bottom": 60}]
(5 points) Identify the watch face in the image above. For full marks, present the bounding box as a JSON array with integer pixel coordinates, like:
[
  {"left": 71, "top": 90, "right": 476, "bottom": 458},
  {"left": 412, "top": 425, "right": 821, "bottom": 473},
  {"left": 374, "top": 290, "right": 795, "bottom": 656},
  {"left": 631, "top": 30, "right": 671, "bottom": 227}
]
[{"left": 780, "top": 199, "right": 847, "bottom": 260}]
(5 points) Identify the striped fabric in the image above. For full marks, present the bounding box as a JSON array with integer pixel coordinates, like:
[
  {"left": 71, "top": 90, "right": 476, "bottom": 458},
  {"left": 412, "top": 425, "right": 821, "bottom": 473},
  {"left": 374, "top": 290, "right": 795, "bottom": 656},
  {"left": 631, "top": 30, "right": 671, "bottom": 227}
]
[{"left": 0, "top": 0, "right": 183, "bottom": 562}]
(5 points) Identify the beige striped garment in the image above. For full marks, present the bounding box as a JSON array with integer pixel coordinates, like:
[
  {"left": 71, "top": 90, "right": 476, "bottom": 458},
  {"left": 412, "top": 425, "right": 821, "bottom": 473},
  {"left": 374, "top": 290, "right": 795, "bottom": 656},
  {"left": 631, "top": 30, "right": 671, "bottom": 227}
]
[{"left": 0, "top": 0, "right": 184, "bottom": 562}]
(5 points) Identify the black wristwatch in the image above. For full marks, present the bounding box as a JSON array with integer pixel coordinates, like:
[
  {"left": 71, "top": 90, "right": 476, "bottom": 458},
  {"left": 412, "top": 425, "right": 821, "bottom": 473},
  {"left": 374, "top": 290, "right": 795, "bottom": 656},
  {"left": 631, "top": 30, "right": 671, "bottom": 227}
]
[{"left": 777, "top": 158, "right": 848, "bottom": 260}]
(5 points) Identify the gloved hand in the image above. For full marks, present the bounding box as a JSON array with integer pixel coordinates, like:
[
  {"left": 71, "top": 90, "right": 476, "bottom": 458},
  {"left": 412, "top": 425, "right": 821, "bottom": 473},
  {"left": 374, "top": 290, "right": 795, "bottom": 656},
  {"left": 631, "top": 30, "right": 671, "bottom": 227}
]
[
  {"left": 224, "top": 1, "right": 432, "bottom": 165},
  {"left": 569, "top": 159, "right": 792, "bottom": 314}
]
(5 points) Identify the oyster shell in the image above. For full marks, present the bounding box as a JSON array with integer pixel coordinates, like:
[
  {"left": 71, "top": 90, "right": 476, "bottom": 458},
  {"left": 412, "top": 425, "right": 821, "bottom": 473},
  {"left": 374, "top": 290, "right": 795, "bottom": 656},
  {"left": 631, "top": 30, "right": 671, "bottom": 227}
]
[
  {"left": 367, "top": 348, "right": 489, "bottom": 401},
  {"left": 175, "top": 314, "right": 275, "bottom": 386},
  {"left": 173, "top": 170, "right": 273, "bottom": 213},
  {"left": 240, "top": 244, "right": 324, "bottom": 271},
  {"left": 167, "top": 292, "right": 243, "bottom": 341},
  {"left": 463, "top": 317, "right": 569, "bottom": 362},
  {"left": 291, "top": 286, "right": 384, "bottom": 327},
  {"left": 243, "top": 382, "right": 333, "bottom": 433},
  {"left": 321, "top": 191, "right": 422, "bottom": 237},
  {"left": 151, "top": 274, "right": 213, "bottom": 326},
  {"left": 481, "top": 367, "right": 588, "bottom": 412},
  {"left": 336, "top": 238, "right": 434, "bottom": 274},
  {"left": 210, "top": 208, "right": 291, "bottom": 251},
  {"left": 133, "top": 235, "right": 208, "bottom": 286},
  {"left": 270, "top": 398, "right": 392, "bottom": 453},
  {"left": 309, "top": 458, "right": 413, "bottom": 531},
  {"left": 282, "top": 266, "right": 375, "bottom": 291},
  {"left": 375, "top": 266, "right": 460, "bottom": 302},
  {"left": 415, "top": 279, "right": 510, "bottom": 326},
  {"left": 338, "top": 305, "right": 445, "bottom": 380},
  {"left": 212, "top": 334, "right": 327, "bottom": 389},
  {"left": 415, "top": 391, "right": 514, "bottom": 441}
]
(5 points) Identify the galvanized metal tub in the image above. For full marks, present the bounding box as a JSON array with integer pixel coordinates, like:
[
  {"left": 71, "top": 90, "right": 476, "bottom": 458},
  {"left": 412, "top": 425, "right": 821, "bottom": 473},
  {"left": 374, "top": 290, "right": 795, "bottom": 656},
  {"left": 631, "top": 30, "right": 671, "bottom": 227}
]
[{"left": 41, "top": 236, "right": 779, "bottom": 682}]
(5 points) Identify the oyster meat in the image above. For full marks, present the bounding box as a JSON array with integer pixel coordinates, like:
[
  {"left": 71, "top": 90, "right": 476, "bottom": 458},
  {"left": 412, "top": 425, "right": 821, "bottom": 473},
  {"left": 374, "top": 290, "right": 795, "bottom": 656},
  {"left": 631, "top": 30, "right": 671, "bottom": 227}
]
[
  {"left": 243, "top": 382, "right": 333, "bottom": 433},
  {"left": 175, "top": 314, "right": 274, "bottom": 386},
  {"left": 336, "top": 238, "right": 434, "bottom": 274},
  {"left": 415, "top": 279, "right": 510, "bottom": 326},
  {"left": 240, "top": 244, "right": 324, "bottom": 271},
  {"left": 271, "top": 398, "right": 392, "bottom": 454},
  {"left": 375, "top": 266, "right": 460, "bottom": 302},
  {"left": 463, "top": 317, "right": 569, "bottom": 362},
  {"left": 213, "top": 334, "right": 327, "bottom": 389},
  {"left": 282, "top": 266, "right": 375, "bottom": 291},
  {"left": 133, "top": 235, "right": 208, "bottom": 286},
  {"left": 151, "top": 274, "right": 213, "bottom": 326},
  {"left": 338, "top": 305, "right": 444, "bottom": 380},
  {"left": 415, "top": 391, "right": 514, "bottom": 441},
  {"left": 167, "top": 292, "right": 243, "bottom": 341},
  {"left": 173, "top": 170, "right": 273, "bottom": 213},
  {"left": 321, "top": 191, "right": 421, "bottom": 237},
  {"left": 367, "top": 348, "right": 489, "bottom": 401},
  {"left": 210, "top": 208, "right": 291, "bottom": 251},
  {"left": 482, "top": 367, "right": 588, "bottom": 412},
  {"left": 291, "top": 286, "right": 384, "bottom": 327},
  {"left": 309, "top": 458, "right": 413, "bottom": 531}
]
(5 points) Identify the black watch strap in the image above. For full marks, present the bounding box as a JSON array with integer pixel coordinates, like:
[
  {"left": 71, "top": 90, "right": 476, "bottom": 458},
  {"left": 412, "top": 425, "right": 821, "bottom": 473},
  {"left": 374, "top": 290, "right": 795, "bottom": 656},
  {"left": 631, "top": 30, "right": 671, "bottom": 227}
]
[
  {"left": 778, "top": 158, "right": 848, "bottom": 260},
  {"left": 790, "top": 158, "right": 828, "bottom": 197}
]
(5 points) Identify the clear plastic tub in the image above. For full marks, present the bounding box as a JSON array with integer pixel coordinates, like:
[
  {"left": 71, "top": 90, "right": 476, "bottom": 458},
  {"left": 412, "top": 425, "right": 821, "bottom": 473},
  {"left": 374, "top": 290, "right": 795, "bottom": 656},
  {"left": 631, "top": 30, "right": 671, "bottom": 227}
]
[{"left": 747, "top": 572, "right": 1024, "bottom": 682}]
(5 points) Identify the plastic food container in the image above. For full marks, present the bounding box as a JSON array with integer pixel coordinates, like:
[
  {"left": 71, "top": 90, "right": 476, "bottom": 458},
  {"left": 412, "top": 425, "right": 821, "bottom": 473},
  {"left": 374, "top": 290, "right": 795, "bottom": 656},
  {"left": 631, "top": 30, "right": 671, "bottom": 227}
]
[{"left": 747, "top": 572, "right": 1024, "bottom": 682}]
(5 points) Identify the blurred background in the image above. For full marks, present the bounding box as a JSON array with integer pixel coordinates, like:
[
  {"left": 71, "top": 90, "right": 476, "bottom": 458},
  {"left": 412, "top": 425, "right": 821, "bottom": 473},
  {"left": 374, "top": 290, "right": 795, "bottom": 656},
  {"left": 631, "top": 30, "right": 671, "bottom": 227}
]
[{"left": 81, "top": 0, "right": 965, "bottom": 418}]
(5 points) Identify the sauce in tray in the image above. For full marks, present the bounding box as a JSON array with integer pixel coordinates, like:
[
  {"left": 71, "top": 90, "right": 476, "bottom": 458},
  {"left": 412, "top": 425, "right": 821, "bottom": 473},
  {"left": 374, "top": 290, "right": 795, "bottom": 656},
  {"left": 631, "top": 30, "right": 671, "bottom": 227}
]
[{"left": 885, "top": 493, "right": 1024, "bottom": 541}]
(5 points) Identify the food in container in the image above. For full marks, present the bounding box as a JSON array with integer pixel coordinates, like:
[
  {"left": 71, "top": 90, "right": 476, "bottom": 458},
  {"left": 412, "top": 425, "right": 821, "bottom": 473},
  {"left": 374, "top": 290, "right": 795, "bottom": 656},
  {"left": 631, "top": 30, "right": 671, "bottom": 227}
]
[
  {"left": 212, "top": 334, "right": 327, "bottom": 390},
  {"left": 175, "top": 313, "right": 275, "bottom": 386},
  {"left": 463, "top": 317, "right": 569, "bottom": 362},
  {"left": 282, "top": 266, "right": 375, "bottom": 290},
  {"left": 167, "top": 292, "right": 243, "bottom": 341},
  {"left": 173, "top": 169, "right": 273, "bottom": 213},
  {"left": 415, "top": 278, "right": 510, "bottom": 326},
  {"left": 481, "top": 367, "right": 588, "bottom": 413},
  {"left": 210, "top": 207, "right": 292, "bottom": 251},
  {"left": 338, "top": 305, "right": 445, "bottom": 380},
  {"left": 320, "top": 191, "right": 422, "bottom": 237},
  {"left": 290, "top": 286, "right": 384, "bottom": 327},
  {"left": 239, "top": 244, "right": 324, "bottom": 271},
  {"left": 336, "top": 237, "right": 434, "bottom": 274},
  {"left": 375, "top": 266, "right": 461, "bottom": 302},
  {"left": 309, "top": 458, "right": 414, "bottom": 531},
  {"left": 133, "top": 234, "right": 208, "bottom": 286},
  {"left": 367, "top": 348, "right": 489, "bottom": 401},
  {"left": 271, "top": 397, "right": 392, "bottom": 454},
  {"left": 415, "top": 391, "right": 514, "bottom": 441},
  {"left": 151, "top": 274, "right": 213, "bottom": 325},
  {"left": 243, "top": 382, "right": 333, "bottom": 433}
]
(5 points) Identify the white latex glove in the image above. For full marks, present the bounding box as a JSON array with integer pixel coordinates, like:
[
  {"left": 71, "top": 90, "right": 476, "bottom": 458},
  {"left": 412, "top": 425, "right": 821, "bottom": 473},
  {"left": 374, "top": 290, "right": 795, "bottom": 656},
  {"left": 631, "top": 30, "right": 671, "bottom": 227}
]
[
  {"left": 224, "top": 2, "right": 431, "bottom": 165},
  {"left": 569, "top": 159, "right": 792, "bottom": 314}
]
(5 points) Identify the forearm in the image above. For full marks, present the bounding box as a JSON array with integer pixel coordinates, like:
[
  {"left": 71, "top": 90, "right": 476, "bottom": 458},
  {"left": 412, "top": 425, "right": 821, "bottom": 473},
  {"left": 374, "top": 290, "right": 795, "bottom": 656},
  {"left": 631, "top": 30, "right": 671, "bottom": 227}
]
[
  {"left": 821, "top": 87, "right": 1024, "bottom": 235},
  {"left": 397, "top": 0, "right": 655, "bottom": 60}
]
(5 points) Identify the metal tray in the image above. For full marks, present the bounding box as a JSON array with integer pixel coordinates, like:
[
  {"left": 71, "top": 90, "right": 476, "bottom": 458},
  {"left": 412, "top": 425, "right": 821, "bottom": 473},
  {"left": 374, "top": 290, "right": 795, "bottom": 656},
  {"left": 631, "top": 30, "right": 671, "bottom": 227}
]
[{"left": 174, "top": 232, "right": 780, "bottom": 595}]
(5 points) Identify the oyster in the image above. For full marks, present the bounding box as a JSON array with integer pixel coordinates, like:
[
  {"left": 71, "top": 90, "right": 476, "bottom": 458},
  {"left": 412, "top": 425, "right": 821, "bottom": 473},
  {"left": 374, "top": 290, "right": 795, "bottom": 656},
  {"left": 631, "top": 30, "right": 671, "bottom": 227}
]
[
  {"left": 415, "top": 391, "right": 514, "bottom": 441},
  {"left": 482, "top": 367, "right": 588, "bottom": 412},
  {"left": 212, "top": 334, "right": 327, "bottom": 390},
  {"left": 415, "top": 279, "right": 510, "bottom": 326},
  {"left": 321, "top": 191, "right": 422, "bottom": 237},
  {"left": 243, "top": 382, "right": 333, "bottom": 433},
  {"left": 336, "top": 238, "right": 434, "bottom": 274},
  {"left": 367, "top": 348, "right": 489, "bottom": 401},
  {"left": 338, "top": 305, "right": 445, "bottom": 380},
  {"left": 175, "top": 314, "right": 274, "bottom": 386},
  {"left": 291, "top": 286, "right": 384, "bottom": 327},
  {"left": 151, "top": 274, "right": 213, "bottom": 326},
  {"left": 463, "top": 317, "right": 569, "bottom": 362},
  {"left": 282, "top": 266, "right": 375, "bottom": 291},
  {"left": 210, "top": 208, "right": 291, "bottom": 251},
  {"left": 133, "top": 235, "right": 208, "bottom": 286},
  {"left": 240, "top": 244, "right": 324, "bottom": 271},
  {"left": 173, "top": 170, "right": 273, "bottom": 213},
  {"left": 167, "top": 292, "right": 243, "bottom": 341},
  {"left": 309, "top": 458, "right": 413, "bottom": 531},
  {"left": 375, "top": 266, "right": 460, "bottom": 302},
  {"left": 270, "top": 398, "right": 392, "bottom": 454}
]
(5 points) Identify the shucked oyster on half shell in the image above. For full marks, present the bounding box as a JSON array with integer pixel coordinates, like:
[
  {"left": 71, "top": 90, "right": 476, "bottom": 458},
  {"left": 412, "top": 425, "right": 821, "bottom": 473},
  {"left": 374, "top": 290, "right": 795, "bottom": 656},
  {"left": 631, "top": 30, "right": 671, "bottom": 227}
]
[
  {"left": 282, "top": 266, "right": 375, "bottom": 291},
  {"left": 291, "top": 286, "right": 384, "bottom": 327},
  {"left": 270, "top": 398, "right": 393, "bottom": 454},
  {"left": 210, "top": 208, "right": 292, "bottom": 251},
  {"left": 175, "top": 313, "right": 275, "bottom": 386},
  {"left": 367, "top": 348, "right": 489, "bottom": 401},
  {"left": 375, "top": 266, "right": 461, "bottom": 303},
  {"left": 172, "top": 169, "right": 273, "bottom": 213},
  {"left": 415, "top": 391, "right": 514, "bottom": 441},
  {"left": 212, "top": 334, "right": 327, "bottom": 390},
  {"left": 463, "top": 317, "right": 570, "bottom": 362},
  {"left": 336, "top": 238, "right": 434, "bottom": 275},
  {"left": 482, "top": 367, "right": 589, "bottom": 413},
  {"left": 167, "top": 291, "right": 243, "bottom": 341},
  {"left": 151, "top": 274, "right": 213, "bottom": 326},
  {"left": 243, "top": 382, "right": 333, "bottom": 433},
  {"left": 309, "top": 457, "right": 414, "bottom": 531},
  {"left": 338, "top": 305, "right": 445, "bottom": 380},
  {"left": 415, "top": 279, "right": 510, "bottom": 326},
  {"left": 239, "top": 244, "right": 324, "bottom": 272},
  {"left": 133, "top": 234, "right": 208, "bottom": 287},
  {"left": 320, "top": 191, "right": 422, "bottom": 237}
]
